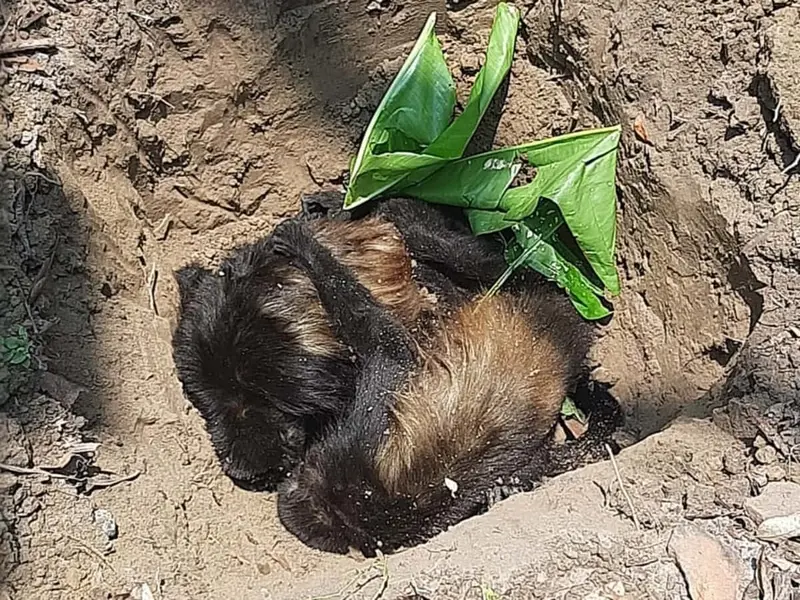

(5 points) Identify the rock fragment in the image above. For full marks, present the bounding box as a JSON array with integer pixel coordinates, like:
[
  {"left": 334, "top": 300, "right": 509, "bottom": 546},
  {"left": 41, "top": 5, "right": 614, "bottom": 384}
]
[
  {"left": 744, "top": 482, "right": 800, "bottom": 524},
  {"left": 667, "top": 524, "right": 744, "bottom": 600}
]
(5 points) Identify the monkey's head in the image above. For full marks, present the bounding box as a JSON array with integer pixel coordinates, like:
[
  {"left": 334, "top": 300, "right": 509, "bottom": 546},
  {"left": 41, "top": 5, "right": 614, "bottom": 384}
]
[
  {"left": 277, "top": 439, "right": 384, "bottom": 557},
  {"left": 171, "top": 242, "right": 352, "bottom": 491}
]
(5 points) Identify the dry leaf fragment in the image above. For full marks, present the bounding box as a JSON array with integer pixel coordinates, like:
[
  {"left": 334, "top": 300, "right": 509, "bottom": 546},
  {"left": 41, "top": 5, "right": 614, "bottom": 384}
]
[
  {"left": 564, "top": 417, "right": 589, "bottom": 439},
  {"left": 633, "top": 115, "right": 651, "bottom": 144}
]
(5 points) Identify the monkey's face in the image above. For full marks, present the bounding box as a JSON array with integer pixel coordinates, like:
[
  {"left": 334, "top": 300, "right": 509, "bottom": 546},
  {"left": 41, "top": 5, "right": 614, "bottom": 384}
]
[
  {"left": 205, "top": 394, "right": 306, "bottom": 490},
  {"left": 171, "top": 261, "right": 313, "bottom": 491}
]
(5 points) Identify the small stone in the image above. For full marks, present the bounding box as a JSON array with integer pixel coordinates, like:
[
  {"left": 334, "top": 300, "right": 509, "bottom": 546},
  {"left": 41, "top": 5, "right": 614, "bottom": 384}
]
[
  {"left": 754, "top": 435, "right": 768, "bottom": 448},
  {"left": 765, "top": 464, "right": 787, "bottom": 482},
  {"left": 605, "top": 580, "right": 626, "bottom": 596},
  {"left": 93, "top": 508, "right": 118, "bottom": 540},
  {"left": 750, "top": 465, "right": 769, "bottom": 489},
  {"left": 18, "top": 496, "right": 41, "bottom": 518},
  {"left": 722, "top": 448, "right": 747, "bottom": 474},
  {"left": 551, "top": 421, "right": 567, "bottom": 444},
  {"left": 755, "top": 445, "right": 778, "bottom": 465},
  {"left": 744, "top": 482, "right": 800, "bottom": 524},
  {"left": 590, "top": 366, "right": 619, "bottom": 386},
  {"left": 131, "top": 583, "right": 154, "bottom": 600},
  {"left": 757, "top": 514, "right": 800, "bottom": 541},
  {"left": 460, "top": 54, "right": 481, "bottom": 75},
  {"left": 667, "top": 524, "right": 744, "bottom": 600}
]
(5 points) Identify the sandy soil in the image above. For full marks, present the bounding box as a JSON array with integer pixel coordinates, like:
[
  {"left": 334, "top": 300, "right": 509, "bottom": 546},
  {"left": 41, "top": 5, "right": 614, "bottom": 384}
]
[{"left": 1, "top": 0, "right": 799, "bottom": 598}]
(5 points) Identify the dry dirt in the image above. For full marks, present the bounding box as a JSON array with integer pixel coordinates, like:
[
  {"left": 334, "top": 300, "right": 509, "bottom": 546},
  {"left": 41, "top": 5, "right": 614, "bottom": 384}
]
[{"left": 1, "top": 0, "right": 799, "bottom": 598}]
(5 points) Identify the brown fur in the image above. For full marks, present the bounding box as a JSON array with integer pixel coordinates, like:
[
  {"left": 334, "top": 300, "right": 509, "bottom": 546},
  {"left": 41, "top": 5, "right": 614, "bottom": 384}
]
[
  {"left": 376, "top": 293, "right": 567, "bottom": 496},
  {"left": 259, "top": 217, "right": 435, "bottom": 360},
  {"left": 312, "top": 216, "right": 431, "bottom": 323}
]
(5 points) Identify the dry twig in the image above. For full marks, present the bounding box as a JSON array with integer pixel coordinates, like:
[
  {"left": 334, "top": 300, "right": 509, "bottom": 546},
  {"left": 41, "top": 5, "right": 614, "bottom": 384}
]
[
  {"left": 605, "top": 443, "right": 641, "bottom": 531},
  {"left": 147, "top": 263, "right": 159, "bottom": 315},
  {"left": 0, "top": 38, "right": 56, "bottom": 56},
  {"left": 63, "top": 533, "right": 117, "bottom": 573},
  {"left": 0, "top": 462, "right": 140, "bottom": 491}
]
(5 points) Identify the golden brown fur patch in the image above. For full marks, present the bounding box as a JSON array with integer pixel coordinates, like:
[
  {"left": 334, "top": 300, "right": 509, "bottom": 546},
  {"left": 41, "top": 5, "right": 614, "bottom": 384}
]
[
  {"left": 311, "top": 217, "right": 433, "bottom": 324},
  {"left": 260, "top": 262, "right": 344, "bottom": 358},
  {"left": 260, "top": 217, "right": 434, "bottom": 359},
  {"left": 375, "top": 293, "right": 568, "bottom": 496}
]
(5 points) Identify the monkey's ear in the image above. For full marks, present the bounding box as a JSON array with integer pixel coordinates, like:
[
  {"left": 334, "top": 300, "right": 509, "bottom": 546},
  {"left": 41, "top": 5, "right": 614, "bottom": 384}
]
[
  {"left": 300, "top": 189, "right": 346, "bottom": 220},
  {"left": 174, "top": 264, "right": 213, "bottom": 307}
]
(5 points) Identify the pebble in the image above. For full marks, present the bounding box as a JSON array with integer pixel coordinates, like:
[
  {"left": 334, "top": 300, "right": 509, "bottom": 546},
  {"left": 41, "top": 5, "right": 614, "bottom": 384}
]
[
  {"left": 744, "top": 481, "right": 800, "bottom": 524},
  {"left": 755, "top": 445, "right": 778, "bottom": 464},
  {"left": 757, "top": 514, "right": 800, "bottom": 541},
  {"left": 722, "top": 448, "right": 747, "bottom": 474},
  {"left": 765, "top": 463, "right": 787, "bottom": 482},
  {"left": 605, "top": 580, "right": 626, "bottom": 596},
  {"left": 667, "top": 524, "right": 744, "bottom": 600},
  {"left": 460, "top": 54, "right": 481, "bottom": 75},
  {"left": 17, "top": 496, "right": 41, "bottom": 518},
  {"left": 93, "top": 508, "right": 118, "bottom": 540}
]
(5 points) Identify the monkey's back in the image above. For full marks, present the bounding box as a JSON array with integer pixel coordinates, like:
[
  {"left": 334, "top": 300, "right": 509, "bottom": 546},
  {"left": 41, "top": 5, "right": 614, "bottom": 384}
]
[{"left": 376, "top": 286, "right": 593, "bottom": 500}]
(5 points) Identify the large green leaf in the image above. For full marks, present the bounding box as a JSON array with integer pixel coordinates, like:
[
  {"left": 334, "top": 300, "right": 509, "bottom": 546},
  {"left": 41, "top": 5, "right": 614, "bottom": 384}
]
[
  {"left": 401, "top": 126, "right": 622, "bottom": 294},
  {"left": 424, "top": 3, "right": 520, "bottom": 159},
  {"left": 344, "top": 4, "right": 520, "bottom": 209},
  {"left": 344, "top": 12, "right": 454, "bottom": 208}
]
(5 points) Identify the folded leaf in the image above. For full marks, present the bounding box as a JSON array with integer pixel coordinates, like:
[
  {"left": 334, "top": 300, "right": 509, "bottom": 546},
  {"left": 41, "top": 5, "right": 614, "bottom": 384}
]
[
  {"left": 345, "top": 12, "right": 455, "bottom": 208},
  {"left": 344, "top": 4, "right": 521, "bottom": 208},
  {"left": 400, "top": 126, "right": 622, "bottom": 294},
  {"left": 424, "top": 3, "right": 520, "bottom": 159}
]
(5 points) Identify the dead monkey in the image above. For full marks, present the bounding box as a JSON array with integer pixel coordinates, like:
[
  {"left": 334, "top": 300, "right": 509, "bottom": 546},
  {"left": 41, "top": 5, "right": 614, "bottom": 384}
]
[
  {"left": 171, "top": 194, "right": 508, "bottom": 491},
  {"left": 271, "top": 217, "right": 610, "bottom": 556}
]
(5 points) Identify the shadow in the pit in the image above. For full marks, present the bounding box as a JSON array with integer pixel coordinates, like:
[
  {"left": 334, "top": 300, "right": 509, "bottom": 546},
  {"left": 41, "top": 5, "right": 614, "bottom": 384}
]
[
  {"left": 0, "top": 162, "right": 106, "bottom": 582},
  {"left": 554, "top": 376, "right": 625, "bottom": 465}
]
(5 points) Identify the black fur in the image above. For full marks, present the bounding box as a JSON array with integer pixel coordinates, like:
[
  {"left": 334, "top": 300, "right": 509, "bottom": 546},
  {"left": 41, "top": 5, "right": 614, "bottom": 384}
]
[
  {"left": 272, "top": 219, "right": 604, "bottom": 556},
  {"left": 172, "top": 246, "right": 357, "bottom": 490},
  {"left": 171, "top": 194, "right": 507, "bottom": 491}
]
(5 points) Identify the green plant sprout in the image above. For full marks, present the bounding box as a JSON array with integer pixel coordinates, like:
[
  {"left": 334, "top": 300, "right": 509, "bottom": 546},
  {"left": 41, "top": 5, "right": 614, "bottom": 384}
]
[
  {"left": 560, "top": 396, "right": 588, "bottom": 424},
  {"left": 1, "top": 326, "right": 32, "bottom": 369}
]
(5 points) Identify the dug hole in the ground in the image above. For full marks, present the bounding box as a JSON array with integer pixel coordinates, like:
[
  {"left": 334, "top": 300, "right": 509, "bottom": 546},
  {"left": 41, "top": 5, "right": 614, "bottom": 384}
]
[{"left": 1, "top": 0, "right": 799, "bottom": 598}]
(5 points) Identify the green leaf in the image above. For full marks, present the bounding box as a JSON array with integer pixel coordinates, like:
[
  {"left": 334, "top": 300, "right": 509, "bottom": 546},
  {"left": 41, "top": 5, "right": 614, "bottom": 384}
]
[
  {"left": 513, "top": 128, "right": 621, "bottom": 295},
  {"left": 344, "top": 12, "right": 455, "bottom": 208},
  {"left": 503, "top": 199, "right": 612, "bottom": 320},
  {"left": 506, "top": 233, "right": 611, "bottom": 321},
  {"left": 402, "top": 149, "right": 519, "bottom": 208},
  {"left": 344, "top": 4, "right": 520, "bottom": 208},
  {"left": 466, "top": 207, "right": 521, "bottom": 235},
  {"left": 560, "top": 396, "right": 587, "bottom": 423},
  {"left": 398, "top": 126, "right": 622, "bottom": 294},
  {"left": 424, "top": 3, "right": 520, "bottom": 159},
  {"left": 8, "top": 349, "right": 28, "bottom": 365}
]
